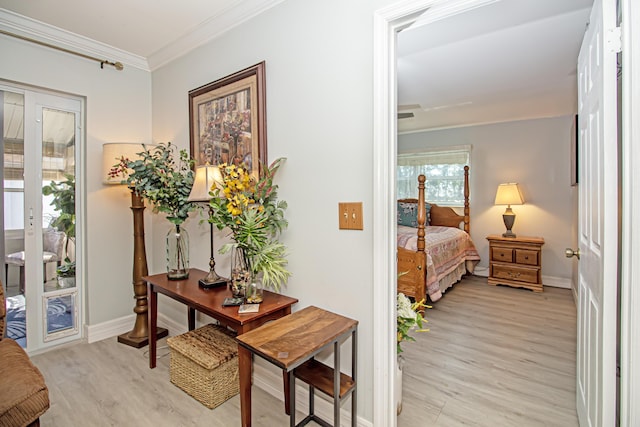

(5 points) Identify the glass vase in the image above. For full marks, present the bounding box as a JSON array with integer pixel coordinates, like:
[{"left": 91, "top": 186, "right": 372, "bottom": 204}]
[
  {"left": 245, "top": 272, "right": 264, "bottom": 304},
  {"left": 166, "top": 224, "right": 189, "bottom": 280},
  {"left": 230, "top": 246, "right": 249, "bottom": 298}
]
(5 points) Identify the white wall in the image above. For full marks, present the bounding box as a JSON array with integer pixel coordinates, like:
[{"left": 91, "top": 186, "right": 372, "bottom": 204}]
[
  {"left": 0, "top": 36, "right": 153, "bottom": 325},
  {"left": 399, "top": 116, "right": 578, "bottom": 282},
  {"left": 150, "top": 0, "right": 396, "bottom": 422}
]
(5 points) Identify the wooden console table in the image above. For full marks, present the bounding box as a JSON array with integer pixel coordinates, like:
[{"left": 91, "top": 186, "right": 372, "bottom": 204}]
[
  {"left": 144, "top": 268, "right": 298, "bottom": 369},
  {"left": 236, "top": 306, "right": 358, "bottom": 427}
]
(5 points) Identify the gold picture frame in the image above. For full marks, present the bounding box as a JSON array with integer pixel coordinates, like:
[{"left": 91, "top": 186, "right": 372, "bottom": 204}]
[{"left": 189, "top": 62, "right": 267, "bottom": 178}]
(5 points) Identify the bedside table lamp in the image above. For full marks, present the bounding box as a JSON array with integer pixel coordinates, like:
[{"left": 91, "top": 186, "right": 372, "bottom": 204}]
[
  {"left": 494, "top": 183, "right": 524, "bottom": 238},
  {"left": 188, "top": 165, "right": 228, "bottom": 288}
]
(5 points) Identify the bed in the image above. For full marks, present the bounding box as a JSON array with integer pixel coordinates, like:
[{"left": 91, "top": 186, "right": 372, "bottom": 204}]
[{"left": 397, "top": 166, "right": 480, "bottom": 303}]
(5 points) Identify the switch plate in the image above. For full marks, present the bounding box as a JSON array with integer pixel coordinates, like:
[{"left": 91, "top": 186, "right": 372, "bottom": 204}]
[{"left": 339, "top": 202, "right": 363, "bottom": 230}]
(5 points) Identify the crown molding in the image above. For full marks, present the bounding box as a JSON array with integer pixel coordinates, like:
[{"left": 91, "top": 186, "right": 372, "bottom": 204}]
[
  {"left": 0, "top": 8, "right": 150, "bottom": 71},
  {"left": 147, "top": 0, "right": 285, "bottom": 71}
]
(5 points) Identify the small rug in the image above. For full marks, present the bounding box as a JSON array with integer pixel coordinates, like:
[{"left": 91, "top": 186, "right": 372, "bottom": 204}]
[{"left": 5, "top": 295, "right": 73, "bottom": 341}]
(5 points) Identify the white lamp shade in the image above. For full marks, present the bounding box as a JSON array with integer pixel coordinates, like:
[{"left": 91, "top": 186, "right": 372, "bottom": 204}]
[
  {"left": 188, "top": 165, "right": 223, "bottom": 202},
  {"left": 102, "top": 143, "right": 154, "bottom": 185},
  {"left": 494, "top": 183, "right": 524, "bottom": 206}
]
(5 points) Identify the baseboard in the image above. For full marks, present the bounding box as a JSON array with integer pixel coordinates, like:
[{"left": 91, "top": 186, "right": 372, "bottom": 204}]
[
  {"left": 470, "top": 270, "right": 571, "bottom": 290},
  {"left": 541, "top": 275, "right": 572, "bottom": 289},
  {"left": 86, "top": 313, "right": 187, "bottom": 343}
]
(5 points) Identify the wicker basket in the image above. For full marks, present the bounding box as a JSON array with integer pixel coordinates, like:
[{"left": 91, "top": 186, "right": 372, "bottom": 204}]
[{"left": 166, "top": 324, "right": 239, "bottom": 409}]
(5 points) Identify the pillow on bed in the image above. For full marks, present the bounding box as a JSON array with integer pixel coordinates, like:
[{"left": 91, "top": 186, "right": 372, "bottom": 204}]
[
  {"left": 397, "top": 201, "right": 431, "bottom": 227},
  {"left": 430, "top": 204, "right": 464, "bottom": 228}
]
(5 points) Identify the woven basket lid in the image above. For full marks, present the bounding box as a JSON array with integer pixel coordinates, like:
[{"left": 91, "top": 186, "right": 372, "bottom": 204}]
[{"left": 167, "top": 324, "right": 238, "bottom": 370}]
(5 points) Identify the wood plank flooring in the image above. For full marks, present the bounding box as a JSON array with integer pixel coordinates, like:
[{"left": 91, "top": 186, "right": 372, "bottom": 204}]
[
  {"left": 398, "top": 275, "right": 579, "bottom": 427},
  {"left": 28, "top": 274, "right": 577, "bottom": 426}
]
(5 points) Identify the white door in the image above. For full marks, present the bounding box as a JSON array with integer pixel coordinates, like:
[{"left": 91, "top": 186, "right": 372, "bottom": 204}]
[
  {"left": 2, "top": 85, "right": 83, "bottom": 351},
  {"left": 575, "top": 0, "right": 618, "bottom": 424}
]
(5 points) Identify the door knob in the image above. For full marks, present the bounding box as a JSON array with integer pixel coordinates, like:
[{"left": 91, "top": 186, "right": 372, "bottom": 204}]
[{"left": 565, "top": 248, "right": 581, "bottom": 260}]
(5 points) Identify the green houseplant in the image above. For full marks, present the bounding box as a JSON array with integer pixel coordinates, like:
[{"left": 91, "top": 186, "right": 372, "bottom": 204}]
[
  {"left": 43, "top": 174, "right": 76, "bottom": 286},
  {"left": 208, "top": 158, "right": 290, "bottom": 296},
  {"left": 396, "top": 291, "right": 428, "bottom": 414},
  {"left": 108, "top": 142, "right": 196, "bottom": 279}
]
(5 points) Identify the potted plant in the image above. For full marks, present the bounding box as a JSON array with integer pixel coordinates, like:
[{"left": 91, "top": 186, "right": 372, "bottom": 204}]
[
  {"left": 56, "top": 261, "right": 76, "bottom": 288},
  {"left": 396, "top": 292, "right": 429, "bottom": 414},
  {"left": 109, "top": 142, "right": 196, "bottom": 279},
  {"left": 209, "top": 158, "right": 291, "bottom": 301},
  {"left": 43, "top": 174, "right": 76, "bottom": 287}
]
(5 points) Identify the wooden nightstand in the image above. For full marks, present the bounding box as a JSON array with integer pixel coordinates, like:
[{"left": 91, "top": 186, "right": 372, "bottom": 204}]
[{"left": 487, "top": 235, "right": 545, "bottom": 292}]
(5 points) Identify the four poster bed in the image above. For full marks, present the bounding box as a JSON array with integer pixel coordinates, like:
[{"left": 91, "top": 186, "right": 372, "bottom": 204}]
[{"left": 397, "top": 166, "right": 480, "bottom": 303}]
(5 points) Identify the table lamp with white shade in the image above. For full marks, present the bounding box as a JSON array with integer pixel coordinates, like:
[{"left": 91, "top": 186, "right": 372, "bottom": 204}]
[{"left": 494, "top": 182, "right": 524, "bottom": 238}]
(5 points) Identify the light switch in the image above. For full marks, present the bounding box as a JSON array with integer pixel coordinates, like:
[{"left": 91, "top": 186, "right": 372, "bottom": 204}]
[{"left": 338, "top": 202, "right": 363, "bottom": 230}]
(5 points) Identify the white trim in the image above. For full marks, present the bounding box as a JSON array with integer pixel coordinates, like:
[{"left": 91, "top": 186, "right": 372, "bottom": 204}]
[
  {"left": 620, "top": 0, "right": 640, "bottom": 425},
  {"left": 85, "top": 313, "right": 183, "bottom": 344},
  {"left": 373, "top": 1, "right": 527, "bottom": 425},
  {"left": 541, "top": 275, "right": 572, "bottom": 290},
  {"left": 0, "top": 9, "right": 149, "bottom": 71},
  {"left": 1, "top": 1, "right": 285, "bottom": 72},
  {"left": 147, "top": 0, "right": 285, "bottom": 71}
]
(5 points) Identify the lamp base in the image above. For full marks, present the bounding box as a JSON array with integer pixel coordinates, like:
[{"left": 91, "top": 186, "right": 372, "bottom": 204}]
[
  {"left": 199, "top": 278, "right": 228, "bottom": 289},
  {"left": 118, "top": 327, "right": 168, "bottom": 349},
  {"left": 502, "top": 231, "right": 517, "bottom": 238}
]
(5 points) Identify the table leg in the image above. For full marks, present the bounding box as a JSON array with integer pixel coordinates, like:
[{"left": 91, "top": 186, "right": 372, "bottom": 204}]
[
  {"left": 148, "top": 285, "right": 157, "bottom": 369},
  {"left": 284, "top": 370, "right": 291, "bottom": 415},
  {"left": 188, "top": 307, "right": 196, "bottom": 331},
  {"left": 239, "top": 345, "right": 253, "bottom": 427},
  {"left": 289, "top": 370, "right": 296, "bottom": 427}
]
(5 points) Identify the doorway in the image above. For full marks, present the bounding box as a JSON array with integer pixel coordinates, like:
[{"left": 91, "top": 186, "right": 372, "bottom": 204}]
[{"left": 2, "top": 83, "right": 83, "bottom": 351}]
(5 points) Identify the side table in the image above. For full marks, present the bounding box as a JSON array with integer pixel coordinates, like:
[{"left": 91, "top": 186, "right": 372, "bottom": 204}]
[
  {"left": 487, "top": 235, "right": 545, "bottom": 292},
  {"left": 236, "top": 306, "right": 358, "bottom": 427}
]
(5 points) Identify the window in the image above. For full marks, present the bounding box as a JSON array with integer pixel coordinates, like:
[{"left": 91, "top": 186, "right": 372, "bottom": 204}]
[{"left": 397, "top": 145, "right": 470, "bottom": 206}]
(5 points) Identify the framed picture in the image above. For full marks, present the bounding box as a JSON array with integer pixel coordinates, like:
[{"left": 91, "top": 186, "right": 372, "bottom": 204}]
[{"left": 189, "top": 62, "right": 267, "bottom": 178}]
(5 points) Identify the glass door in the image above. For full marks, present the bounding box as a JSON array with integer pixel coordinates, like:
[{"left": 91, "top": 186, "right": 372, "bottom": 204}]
[{"left": 2, "top": 85, "right": 83, "bottom": 350}]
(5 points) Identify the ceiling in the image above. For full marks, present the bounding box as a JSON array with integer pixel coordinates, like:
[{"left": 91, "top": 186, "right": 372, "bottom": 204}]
[
  {"left": 397, "top": 0, "right": 593, "bottom": 132},
  {"left": 0, "top": 0, "right": 593, "bottom": 133}
]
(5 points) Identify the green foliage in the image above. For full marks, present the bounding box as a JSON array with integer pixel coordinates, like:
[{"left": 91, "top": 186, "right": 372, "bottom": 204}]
[
  {"left": 116, "top": 142, "right": 196, "bottom": 225},
  {"left": 56, "top": 260, "right": 76, "bottom": 278},
  {"left": 42, "top": 174, "right": 75, "bottom": 239},
  {"left": 210, "top": 158, "right": 291, "bottom": 292},
  {"left": 397, "top": 292, "right": 429, "bottom": 354}
]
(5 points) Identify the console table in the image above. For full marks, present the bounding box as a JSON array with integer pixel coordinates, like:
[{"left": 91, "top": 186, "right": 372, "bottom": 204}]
[
  {"left": 144, "top": 268, "right": 298, "bottom": 369},
  {"left": 236, "top": 305, "right": 358, "bottom": 427}
]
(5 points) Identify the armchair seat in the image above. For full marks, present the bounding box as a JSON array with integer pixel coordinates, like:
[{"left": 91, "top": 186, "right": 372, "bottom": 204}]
[
  {"left": 4, "top": 230, "right": 65, "bottom": 293},
  {"left": 0, "top": 282, "right": 50, "bottom": 426}
]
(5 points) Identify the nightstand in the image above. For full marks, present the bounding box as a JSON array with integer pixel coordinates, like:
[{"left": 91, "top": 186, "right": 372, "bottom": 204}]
[{"left": 486, "top": 235, "right": 545, "bottom": 292}]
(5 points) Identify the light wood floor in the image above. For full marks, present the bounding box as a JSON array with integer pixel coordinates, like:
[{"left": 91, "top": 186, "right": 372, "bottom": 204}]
[
  {"left": 28, "top": 275, "right": 578, "bottom": 426},
  {"left": 398, "top": 275, "right": 579, "bottom": 427}
]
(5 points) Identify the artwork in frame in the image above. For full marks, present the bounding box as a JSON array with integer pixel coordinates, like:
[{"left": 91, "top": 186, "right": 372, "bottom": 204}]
[{"left": 189, "top": 62, "right": 267, "bottom": 178}]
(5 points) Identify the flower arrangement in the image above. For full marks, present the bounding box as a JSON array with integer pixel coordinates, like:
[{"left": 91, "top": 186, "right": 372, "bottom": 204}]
[
  {"left": 108, "top": 142, "right": 196, "bottom": 225},
  {"left": 397, "top": 292, "right": 429, "bottom": 354},
  {"left": 208, "top": 158, "right": 291, "bottom": 291}
]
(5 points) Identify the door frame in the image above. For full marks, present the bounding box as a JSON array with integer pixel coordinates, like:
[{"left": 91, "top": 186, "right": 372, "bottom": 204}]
[
  {"left": 372, "top": 0, "right": 499, "bottom": 424},
  {"left": 1, "top": 81, "right": 85, "bottom": 352},
  {"left": 619, "top": 0, "right": 640, "bottom": 424},
  {"left": 372, "top": 0, "right": 639, "bottom": 425}
]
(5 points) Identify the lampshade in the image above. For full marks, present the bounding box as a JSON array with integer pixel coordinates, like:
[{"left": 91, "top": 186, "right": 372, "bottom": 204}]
[
  {"left": 188, "top": 165, "right": 223, "bottom": 202},
  {"left": 102, "top": 143, "right": 151, "bottom": 185},
  {"left": 494, "top": 183, "right": 524, "bottom": 206}
]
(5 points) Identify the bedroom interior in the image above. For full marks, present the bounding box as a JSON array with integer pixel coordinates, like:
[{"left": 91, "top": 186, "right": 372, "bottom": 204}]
[{"left": 1, "top": 0, "right": 640, "bottom": 426}]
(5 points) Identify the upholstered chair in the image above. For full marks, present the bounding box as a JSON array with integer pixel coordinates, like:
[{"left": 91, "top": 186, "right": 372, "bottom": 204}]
[
  {"left": 0, "top": 281, "right": 51, "bottom": 426},
  {"left": 4, "top": 229, "right": 66, "bottom": 293}
]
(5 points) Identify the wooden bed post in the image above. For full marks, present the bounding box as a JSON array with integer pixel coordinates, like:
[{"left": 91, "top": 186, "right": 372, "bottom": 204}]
[
  {"left": 417, "top": 174, "right": 426, "bottom": 253},
  {"left": 463, "top": 166, "right": 470, "bottom": 234}
]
